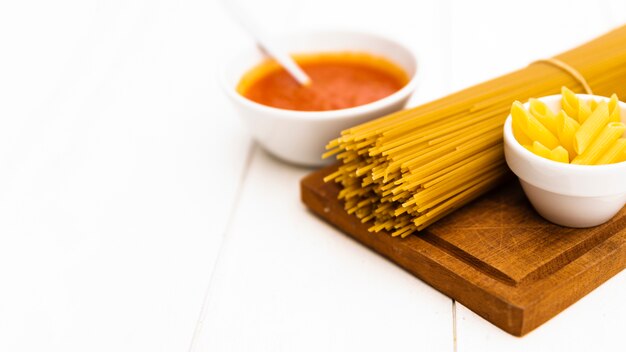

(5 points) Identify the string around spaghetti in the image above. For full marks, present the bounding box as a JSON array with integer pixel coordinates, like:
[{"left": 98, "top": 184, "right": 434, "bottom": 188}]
[{"left": 532, "top": 58, "right": 593, "bottom": 95}]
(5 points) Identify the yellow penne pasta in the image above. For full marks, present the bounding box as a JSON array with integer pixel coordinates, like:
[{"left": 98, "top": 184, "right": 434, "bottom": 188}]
[
  {"left": 556, "top": 110, "right": 580, "bottom": 158},
  {"left": 561, "top": 86, "right": 579, "bottom": 119},
  {"left": 596, "top": 138, "right": 626, "bottom": 164},
  {"left": 512, "top": 101, "right": 560, "bottom": 149},
  {"left": 512, "top": 92, "right": 623, "bottom": 165},
  {"left": 512, "top": 119, "right": 533, "bottom": 145},
  {"left": 610, "top": 109, "right": 621, "bottom": 123},
  {"left": 609, "top": 94, "right": 621, "bottom": 122},
  {"left": 531, "top": 141, "right": 552, "bottom": 160},
  {"left": 608, "top": 94, "right": 618, "bottom": 111},
  {"left": 577, "top": 100, "right": 592, "bottom": 123},
  {"left": 560, "top": 86, "right": 594, "bottom": 123},
  {"left": 550, "top": 146, "right": 570, "bottom": 163},
  {"left": 529, "top": 98, "right": 558, "bottom": 135},
  {"left": 572, "top": 122, "right": 626, "bottom": 164},
  {"left": 573, "top": 100, "right": 610, "bottom": 154}
]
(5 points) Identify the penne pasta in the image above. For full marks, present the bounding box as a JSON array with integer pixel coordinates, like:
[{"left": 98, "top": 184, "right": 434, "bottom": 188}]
[
  {"left": 512, "top": 122, "right": 533, "bottom": 145},
  {"left": 577, "top": 100, "right": 592, "bottom": 123},
  {"left": 561, "top": 86, "right": 580, "bottom": 119},
  {"left": 596, "top": 138, "right": 626, "bottom": 164},
  {"left": 609, "top": 94, "right": 621, "bottom": 122},
  {"left": 555, "top": 110, "right": 580, "bottom": 158},
  {"left": 572, "top": 122, "right": 626, "bottom": 164},
  {"left": 529, "top": 98, "right": 558, "bottom": 135},
  {"left": 527, "top": 142, "right": 569, "bottom": 163},
  {"left": 550, "top": 146, "right": 570, "bottom": 163},
  {"left": 573, "top": 100, "right": 610, "bottom": 154},
  {"left": 512, "top": 101, "right": 560, "bottom": 149},
  {"left": 530, "top": 141, "right": 552, "bottom": 160},
  {"left": 513, "top": 90, "right": 623, "bottom": 165}
]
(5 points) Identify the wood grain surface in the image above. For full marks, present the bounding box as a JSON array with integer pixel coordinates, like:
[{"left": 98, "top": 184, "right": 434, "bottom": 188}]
[{"left": 301, "top": 164, "right": 626, "bottom": 336}]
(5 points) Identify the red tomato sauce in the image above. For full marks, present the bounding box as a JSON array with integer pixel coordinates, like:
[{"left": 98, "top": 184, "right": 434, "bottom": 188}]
[{"left": 237, "top": 52, "right": 408, "bottom": 111}]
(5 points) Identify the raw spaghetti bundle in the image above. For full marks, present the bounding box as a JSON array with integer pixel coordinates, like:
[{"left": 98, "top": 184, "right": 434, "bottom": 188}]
[{"left": 323, "top": 25, "right": 626, "bottom": 238}]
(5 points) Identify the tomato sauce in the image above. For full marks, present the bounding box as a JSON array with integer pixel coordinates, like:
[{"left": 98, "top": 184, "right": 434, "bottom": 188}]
[{"left": 237, "top": 52, "right": 408, "bottom": 111}]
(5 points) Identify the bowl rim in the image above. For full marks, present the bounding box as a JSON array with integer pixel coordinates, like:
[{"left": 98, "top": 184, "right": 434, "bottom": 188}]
[
  {"left": 218, "top": 28, "right": 421, "bottom": 121},
  {"left": 503, "top": 93, "right": 626, "bottom": 173}
]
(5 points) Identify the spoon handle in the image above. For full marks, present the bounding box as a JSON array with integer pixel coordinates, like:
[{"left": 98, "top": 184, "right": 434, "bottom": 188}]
[{"left": 223, "top": 1, "right": 312, "bottom": 86}]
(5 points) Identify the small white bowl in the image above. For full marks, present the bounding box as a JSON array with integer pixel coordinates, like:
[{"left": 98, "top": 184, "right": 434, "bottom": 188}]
[
  {"left": 219, "top": 30, "right": 419, "bottom": 167},
  {"left": 503, "top": 94, "right": 626, "bottom": 228}
]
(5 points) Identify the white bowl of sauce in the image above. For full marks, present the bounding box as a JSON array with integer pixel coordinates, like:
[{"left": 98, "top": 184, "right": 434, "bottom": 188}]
[{"left": 219, "top": 30, "right": 419, "bottom": 166}]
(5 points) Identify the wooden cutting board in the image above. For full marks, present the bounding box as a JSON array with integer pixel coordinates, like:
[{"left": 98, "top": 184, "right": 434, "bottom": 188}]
[{"left": 301, "top": 164, "right": 626, "bottom": 336}]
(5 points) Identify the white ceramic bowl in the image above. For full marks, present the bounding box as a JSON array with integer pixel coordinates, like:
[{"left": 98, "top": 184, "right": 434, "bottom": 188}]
[
  {"left": 503, "top": 94, "right": 626, "bottom": 228},
  {"left": 219, "top": 30, "right": 419, "bottom": 167}
]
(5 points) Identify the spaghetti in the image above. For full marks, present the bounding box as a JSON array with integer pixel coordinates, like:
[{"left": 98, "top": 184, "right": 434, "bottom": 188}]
[{"left": 323, "top": 25, "right": 626, "bottom": 238}]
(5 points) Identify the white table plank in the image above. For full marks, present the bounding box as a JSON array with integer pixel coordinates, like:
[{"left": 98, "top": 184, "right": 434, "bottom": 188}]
[
  {"left": 0, "top": 1, "right": 251, "bottom": 351},
  {"left": 448, "top": 0, "right": 612, "bottom": 92},
  {"left": 191, "top": 148, "right": 453, "bottom": 352},
  {"left": 606, "top": 0, "right": 626, "bottom": 26},
  {"left": 3, "top": 0, "right": 624, "bottom": 351},
  {"left": 192, "top": 2, "right": 457, "bottom": 350}
]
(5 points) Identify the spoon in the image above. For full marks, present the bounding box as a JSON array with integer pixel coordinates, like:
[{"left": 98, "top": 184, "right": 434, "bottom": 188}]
[{"left": 223, "top": 1, "right": 312, "bottom": 86}]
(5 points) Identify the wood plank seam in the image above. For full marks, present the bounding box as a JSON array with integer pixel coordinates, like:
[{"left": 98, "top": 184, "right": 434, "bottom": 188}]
[
  {"left": 452, "top": 300, "right": 457, "bottom": 352},
  {"left": 189, "top": 143, "right": 258, "bottom": 352}
]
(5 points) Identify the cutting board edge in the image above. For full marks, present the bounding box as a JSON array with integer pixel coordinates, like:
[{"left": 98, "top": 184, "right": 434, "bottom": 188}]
[
  {"left": 300, "top": 169, "right": 527, "bottom": 335},
  {"left": 300, "top": 165, "right": 626, "bottom": 337}
]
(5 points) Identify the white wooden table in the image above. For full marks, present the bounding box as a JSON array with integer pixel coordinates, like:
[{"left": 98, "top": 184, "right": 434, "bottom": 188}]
[{"left": 1, "top": 1, "right": 624, "bottom": 351}]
